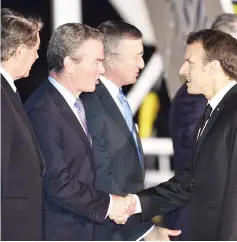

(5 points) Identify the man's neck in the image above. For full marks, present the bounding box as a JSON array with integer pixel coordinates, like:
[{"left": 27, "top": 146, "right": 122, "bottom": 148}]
[
  {"left": 206, "top": 78, "right": 233, "bottom": 100},
  {"left": 49, "top": 72, "right": 81, "bottom": 98},
  {"left": 103, "top": 73, "right": 122, "bottom": 88},
  {"left": 1, "top": 61, "right": 18, "bottom": 80}
]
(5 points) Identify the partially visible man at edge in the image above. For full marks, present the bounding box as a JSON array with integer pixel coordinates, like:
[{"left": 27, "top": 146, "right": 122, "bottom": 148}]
[{"left": 1, "top": 8, "right": 44, "bottom": 241}]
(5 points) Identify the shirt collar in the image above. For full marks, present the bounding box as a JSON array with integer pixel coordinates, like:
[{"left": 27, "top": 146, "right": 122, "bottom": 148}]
[
  {"left": 48, "top": 76, "right": 77, "bottom": 108},
  {"left": 100, "top": 75, "right": 120, "bottom": 98},
  {"left": 0, "top": 67, "right": 17, "bottom": 92},
  {"left": 209, "top": 80, "right": 236, "bottom": 111}
]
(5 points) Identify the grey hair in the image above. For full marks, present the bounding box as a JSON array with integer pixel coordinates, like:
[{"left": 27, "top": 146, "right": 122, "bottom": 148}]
[
  {"left": 47, "top": 23, "right": 103, "bottom": 73},
  {"left": 97, "top": 21, "right": 142, "bottom": 61},
  {"left": 211, "top": 13, "right": 237, "bottom": 34}
]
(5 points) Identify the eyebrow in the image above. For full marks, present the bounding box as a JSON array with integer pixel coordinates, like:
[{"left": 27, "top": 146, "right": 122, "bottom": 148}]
[
  {"left": 96, "top": 58, "right": 105, "bottom": 61},
  {"left": 185, "top": 58, "right": 193, "bottom": 64}
]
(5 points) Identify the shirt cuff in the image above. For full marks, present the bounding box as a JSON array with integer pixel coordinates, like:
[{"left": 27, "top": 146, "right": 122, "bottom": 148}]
[
  {"left": 105, "top": 194, "right": 113, "bottom": 218},
  {"left": 133, "top": 194, "right": 142, "bottom": 214}
]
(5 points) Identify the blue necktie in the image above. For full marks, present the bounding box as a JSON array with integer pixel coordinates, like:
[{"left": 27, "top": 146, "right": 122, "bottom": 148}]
[{"left": 117, "top": 89, "right": 142, "bottom": 166}]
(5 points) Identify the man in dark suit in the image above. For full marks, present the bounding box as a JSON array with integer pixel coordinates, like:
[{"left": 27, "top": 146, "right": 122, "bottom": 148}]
[
  {"left": 165, "top": 13, "right": 237, "bottom": 239},
  {"left": 1, "top": 8, "right": 44, "bottom": 241},
  {"left": 24, "top": 23, "right": 135, "bottom": 241},
  {"left": 81, "top": 21, "right": 181, "bottom": 241},
  {"left": 114, "top": 29, "right": 237, "bottom": 240}
]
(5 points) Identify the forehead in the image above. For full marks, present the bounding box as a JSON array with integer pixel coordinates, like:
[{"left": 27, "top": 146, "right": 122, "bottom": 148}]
[
  {"left": 116, "top": 38, "right": 143, "bottom": 54},
  {"left": 185, "top": 42, "right": 205, "bottom": 61},
  {"left": 78, "top": 39, "right": 104, "bottom": 57}
]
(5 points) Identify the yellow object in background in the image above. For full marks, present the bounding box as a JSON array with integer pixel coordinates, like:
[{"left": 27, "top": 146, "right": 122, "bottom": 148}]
[
  {"left": 138, "top": 91, "right": 160, "bottom": 137},
  {"left": 234, "top": 3, "right": 237, "bottom": 13}
]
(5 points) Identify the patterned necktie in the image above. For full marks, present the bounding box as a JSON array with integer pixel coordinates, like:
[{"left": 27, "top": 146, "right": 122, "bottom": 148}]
[
  {"left": 117, "top": 89, "right": 142, "bottom": 166},
  {"left": 74, "top": 98, "right": 91, "bottom": 143}
]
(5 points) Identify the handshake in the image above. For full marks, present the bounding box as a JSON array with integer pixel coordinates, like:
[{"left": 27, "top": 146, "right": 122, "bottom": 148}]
[{"left": 108, "top": 194, "right": 137, "bottom": 224}]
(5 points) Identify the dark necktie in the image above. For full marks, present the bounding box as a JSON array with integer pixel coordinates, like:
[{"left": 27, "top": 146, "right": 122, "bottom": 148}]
[{"left": 197, "top": 104, "right": 212, "bottom": 139}]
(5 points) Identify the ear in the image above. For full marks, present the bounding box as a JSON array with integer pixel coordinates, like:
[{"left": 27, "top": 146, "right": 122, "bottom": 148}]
[
  {"left": 206, "top": 60, "right": 220, "bottom": 74},
  {"left": 214, "top": 60, "right": 221, "bottom": 70},
  {"left": 63, "top": 56, "right": 75, "bottom": 74},
  {"left": 106, "top": 57, "right": 114, "bottom": 69},
  {"left": 15, "top": 44, "right": 27, "bottom": 62}
]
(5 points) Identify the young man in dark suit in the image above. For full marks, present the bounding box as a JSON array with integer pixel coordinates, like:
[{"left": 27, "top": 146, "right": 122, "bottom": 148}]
[
  {"left": 24, "top": 23, "right": 134, "bottom": 241},
  {"left": 82, "top": 21, "right": 181, "bottom": 241},
  {"left": 115, "top": 29, "right": 237, "bottom": 241},
  {"left": 1, "top": 8, "right": 44, "bottom": 241},
  {"left": 165, "top": 13, "right": 237, "bottom": 239}
]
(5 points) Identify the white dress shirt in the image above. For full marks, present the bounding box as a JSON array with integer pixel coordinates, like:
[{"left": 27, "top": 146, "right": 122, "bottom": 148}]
[
  {"left": 48, "top": 76, "right": 89, "bottom": 135},
  {"left": 100, "top": 75, "right": 124, "bottom": 114},
  {"left": 199, "top": 80, "right": 237, "bottom": 136},
  {"left": 0, "top": 67, "right": 17, "bottom": 92}
]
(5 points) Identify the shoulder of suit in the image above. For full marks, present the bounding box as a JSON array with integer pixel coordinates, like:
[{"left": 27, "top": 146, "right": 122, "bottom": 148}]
[{"left": 24, "top": 82, "right": 52, "bottom": 113}]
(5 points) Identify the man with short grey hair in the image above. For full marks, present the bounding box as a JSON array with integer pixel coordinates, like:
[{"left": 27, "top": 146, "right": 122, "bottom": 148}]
[{"left": 25, "top": 22, "right": 133, "bottom": 241}]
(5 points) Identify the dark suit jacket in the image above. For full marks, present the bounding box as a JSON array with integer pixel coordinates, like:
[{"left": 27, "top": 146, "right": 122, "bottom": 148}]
[
  {"left": 164, "top": 82, "right": 206, "bottom": 239},
  {"left": 137, "top": 84, "right": 237, "bottom": 240},
  {"left": 81, "top": 81, "right": 153, "bottom": 240},
  {"left": 1, "top": 75, "right": 43, "bottom": 241},
  {"left": 24, "top": 80, "right": 110, "bottom": 241}
]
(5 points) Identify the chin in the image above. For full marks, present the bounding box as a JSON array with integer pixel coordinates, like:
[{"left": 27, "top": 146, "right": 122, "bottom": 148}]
[
  {"left": 22, "top": 72, "right": 30, "bottom": 78},
  {"left": 87, "top": 85, "right": 96, "bottom": 93}
]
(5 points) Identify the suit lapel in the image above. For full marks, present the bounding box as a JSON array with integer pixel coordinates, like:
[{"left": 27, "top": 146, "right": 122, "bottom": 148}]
[
  {"left": 1, "top": 75, "right": 44, "bottom": 174},
  {"left": 194, "top": 84, "right": 237, "bottom": 163},
  {"left": 194, "top": 108, "right": 222, "bottom": 161},
  {"left": 96, "top": 81, "right": 142, "bottom": 163},
  {"left": 47, "top": 81, "right": 92, "bottom": 159}
]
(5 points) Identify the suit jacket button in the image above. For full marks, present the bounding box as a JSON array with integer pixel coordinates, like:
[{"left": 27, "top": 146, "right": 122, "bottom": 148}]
[{"left": 191, "top": 182, "right": 196, "bottom": 187}]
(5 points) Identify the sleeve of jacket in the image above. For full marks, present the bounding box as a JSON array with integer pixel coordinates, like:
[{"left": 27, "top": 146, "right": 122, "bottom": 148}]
[
  {"left": 89, "top": 112, "right": 124, "bottom": 195},
  {"left": 218, "top": 118, "right": 237, "bottom": 240},
  {"left": 137, "top": 168, "right": 191, "bottom": 221},
  {"left": 28, "top": 108, "right": 110, "bottom": 224}
]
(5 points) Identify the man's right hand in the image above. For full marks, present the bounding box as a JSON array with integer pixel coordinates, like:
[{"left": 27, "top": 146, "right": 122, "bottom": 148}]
[{"left": 108, "top": 194, "right": 136, "bottom": 224}]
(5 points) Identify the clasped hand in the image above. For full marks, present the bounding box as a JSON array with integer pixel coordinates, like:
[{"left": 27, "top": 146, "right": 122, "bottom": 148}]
[{"left": 108, "top": 194, "right": 136, "bottom": 224}]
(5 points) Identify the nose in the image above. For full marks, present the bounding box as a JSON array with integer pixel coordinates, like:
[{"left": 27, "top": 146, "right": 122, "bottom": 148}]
[
  {"left": 179, "top": 62, "right": 187, "bottom": 76},
  {"left": 137, "top": 57, "right": 145, "bottom": 69}
]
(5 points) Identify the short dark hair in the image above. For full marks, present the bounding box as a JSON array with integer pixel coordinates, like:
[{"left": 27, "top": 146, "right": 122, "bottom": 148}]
[
  {"left": 1, "top": 8, "right": 43, "bottom": 61},
  {"left": 211, "top": 13, "right": 237, "bottom": 33},
  {"left": 97, "top": 21, "right": 142, "bottom": 56},
  {"left": 47, "top": 23, "right": 102, "bottom": 73},
  {"left": 187, "top": 29, "right": 237, "bottom": 80}
]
